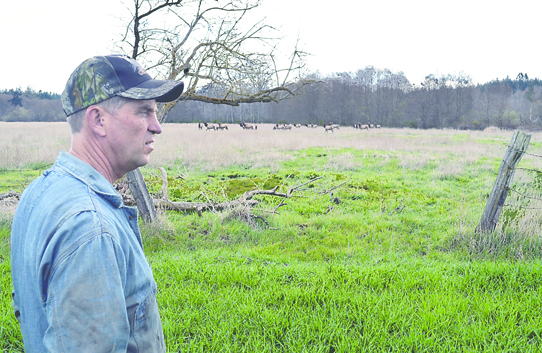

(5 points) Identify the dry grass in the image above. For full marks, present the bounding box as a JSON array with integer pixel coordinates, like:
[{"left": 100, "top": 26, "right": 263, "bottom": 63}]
[
  {"left": 0, "top": 122, "right": 71, "bottom": 169},
  {"left": 1, "top": 122, "right": 539, "bottom": 172},
  {"left": 150, "top": 124, "right": 528, "bottom": 172}
]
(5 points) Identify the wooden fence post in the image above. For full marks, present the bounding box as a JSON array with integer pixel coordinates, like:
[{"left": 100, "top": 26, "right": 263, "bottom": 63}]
[
  {"left": 126, "top": 168, "right": 157, "bottom": 223},
  {"left": 476, "top": 130, "right": 531, "bottom": 233}
]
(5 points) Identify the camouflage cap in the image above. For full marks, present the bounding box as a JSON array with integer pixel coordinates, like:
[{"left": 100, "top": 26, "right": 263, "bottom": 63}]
[{"left": 61, "top": 55, "right": 184, "bottom": 116}]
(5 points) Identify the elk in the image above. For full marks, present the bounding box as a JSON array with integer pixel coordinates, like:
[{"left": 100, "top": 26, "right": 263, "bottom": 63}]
[
  {"left": 240, "top": 122, "right": 257, "bottom": 130},
  {"left": 217, "top": 123, "right": 228, "bottom": 130},
  {"left": 273, "top": 124, "right": 292, "bottom": 130},
  {"left": 323, "top": 124, "right": 334, "bottom": 133},
  {"left": 203, "top": 122, "right": 216, "bottom": 131}
]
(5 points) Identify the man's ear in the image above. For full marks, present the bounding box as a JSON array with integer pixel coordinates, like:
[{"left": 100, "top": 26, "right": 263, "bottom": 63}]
[{"left": 85, "top": 106, "right": 107, "bottom": 137}]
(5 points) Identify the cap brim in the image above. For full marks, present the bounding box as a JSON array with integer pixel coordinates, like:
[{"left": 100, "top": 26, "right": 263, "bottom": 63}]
[{"left": 118, "top": 79, "right": 184, "bottom": 102}]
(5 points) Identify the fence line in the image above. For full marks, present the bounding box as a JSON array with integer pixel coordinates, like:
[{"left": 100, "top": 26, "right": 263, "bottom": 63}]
[
  {"left": 0, "top": 163, "right": 53, "bottom": 173},
  {"left": 0, "top": 164, "right": 53, "bottom": 192},
  {"left": 499, "top": 139, "right": 542, "bottom": 213},
  {"left": 484, "top": 139, "right": 542, "bottom": 211}
]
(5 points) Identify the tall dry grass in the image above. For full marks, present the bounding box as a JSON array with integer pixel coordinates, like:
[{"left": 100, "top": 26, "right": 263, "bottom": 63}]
[
  {"left": 151, "top": 124, "right": 531, "bottom": 173},
  {"left": 2, "top": 122, "right": 541, "bottom": 173},
  {"left": 0, "top": 122, "right": 71, "bottom": 169}
]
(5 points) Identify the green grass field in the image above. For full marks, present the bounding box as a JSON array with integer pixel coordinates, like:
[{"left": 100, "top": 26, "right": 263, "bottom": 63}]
[{"left": 1, "top": 125, "right": 542, "bottom": 351}]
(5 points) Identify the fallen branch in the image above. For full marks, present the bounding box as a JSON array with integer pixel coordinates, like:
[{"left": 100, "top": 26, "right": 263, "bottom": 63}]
[
  {"left": 151, "top": 171, "right": 323, "bottom": 216},
  {"left": 153, "top": 198, "right": 259, "bottom": 213},
  {"left": 321, "top": 178, "right": 350, "bottom": 195},
  {"left": 0, "top": 191, "right": 21, "bottom": 201}
]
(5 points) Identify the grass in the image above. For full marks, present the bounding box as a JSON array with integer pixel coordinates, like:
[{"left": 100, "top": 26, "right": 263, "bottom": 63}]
[
  {"left": 150, "top": 252, "right": 542, "bottom": 352},
  {"left": 2, "top": 124, "right": 542, "bottom": 351}
]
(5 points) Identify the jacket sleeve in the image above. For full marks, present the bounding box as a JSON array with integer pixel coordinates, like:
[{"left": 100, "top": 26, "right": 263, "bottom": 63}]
[{"left": 42, "top": 233, "right": 129, "bottom": 352}]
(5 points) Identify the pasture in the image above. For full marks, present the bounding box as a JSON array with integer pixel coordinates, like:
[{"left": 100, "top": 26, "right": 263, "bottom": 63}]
[{"left": 1, "top": 122, "right": 542, "bottom": 352}]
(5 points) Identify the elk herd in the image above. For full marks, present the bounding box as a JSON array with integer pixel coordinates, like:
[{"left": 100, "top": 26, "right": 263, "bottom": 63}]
[
  {"left": 199, "top": 122, "right": 229, "bottom": 131},
  {"left": 353, "top": 123, "right": 381, "bottom": 130},
  {"left": 197, "top": 122, "right": 382, "bottom": 132}
]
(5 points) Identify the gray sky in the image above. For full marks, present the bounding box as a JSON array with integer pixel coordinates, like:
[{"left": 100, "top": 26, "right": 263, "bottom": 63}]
[{"left": 1, "top": 0, "right": 540, "bottom": 93}]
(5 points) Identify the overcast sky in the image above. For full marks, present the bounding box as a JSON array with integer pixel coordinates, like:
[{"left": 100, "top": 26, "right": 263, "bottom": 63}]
[{"left": 1, "top": 0, "right": 539, "bottom": 94}]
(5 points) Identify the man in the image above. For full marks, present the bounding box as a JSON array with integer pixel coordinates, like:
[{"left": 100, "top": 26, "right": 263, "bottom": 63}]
[{"left": 11, "top": 55, "right": 184, "bottom": 352}]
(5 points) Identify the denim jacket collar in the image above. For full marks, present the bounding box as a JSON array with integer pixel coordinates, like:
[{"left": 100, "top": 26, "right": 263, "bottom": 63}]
[{"left": 53, "top": 151, "right": 123, "bottom": 208}]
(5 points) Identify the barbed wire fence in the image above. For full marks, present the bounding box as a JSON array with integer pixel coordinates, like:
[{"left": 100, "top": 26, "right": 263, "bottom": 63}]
[{"left": 476, "top": 130, "right": 542, "bottom": 237}]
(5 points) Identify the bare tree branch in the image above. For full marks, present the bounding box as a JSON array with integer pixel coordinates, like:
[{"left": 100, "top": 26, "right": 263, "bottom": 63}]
[{"left": 116, "top": 0, "right": 320, "bottom": 123}]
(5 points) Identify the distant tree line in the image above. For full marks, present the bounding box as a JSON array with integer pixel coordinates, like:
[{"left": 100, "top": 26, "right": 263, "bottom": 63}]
[
  {"left": 0, "top": 87, "right": 63, "bottom": 122},
  {"left": 169, "top": 68, "right": 542, "bottom": 130},
  {"left": 3, "top": 69, "right": 542, "bottom": 130}
]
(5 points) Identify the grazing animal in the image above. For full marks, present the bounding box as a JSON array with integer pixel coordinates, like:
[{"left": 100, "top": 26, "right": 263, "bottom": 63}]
[
  {"left": 198, "top": 122, "right": 203, "bottom": 130},
  {"left": 305, "top": 123, "right": 317, "bottom": 128},
  {"left": 294, "top": 124, "right": 301, "bottom": 128},
  {"left": 240, "top": 122, "right": 257, "bottom": 130},
  {"left": 203, "top": 122, "right": 216, "bottom": 131},
  {"left": 354, "top": 122, "right": 368, "bottom": 129},
  {"left": 274, "top": 124, "right": 292, "bottom": 130},
  {"left": 376, "top": 124, "right": 381, "bottom": 129},
  {"left": 217, "top": 123, "right": 228, "bottom": 130},
  {"left": 323, "top": 124, "right": 334, "bottom": 133}
]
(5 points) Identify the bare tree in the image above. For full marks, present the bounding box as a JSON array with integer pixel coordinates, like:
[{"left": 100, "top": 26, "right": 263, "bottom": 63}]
[
  {"left": 116, "top": 0, "right": 315, "bottom": 122},
  {"left": 115, "top": 0, "right": 317, "bottom": 222}
]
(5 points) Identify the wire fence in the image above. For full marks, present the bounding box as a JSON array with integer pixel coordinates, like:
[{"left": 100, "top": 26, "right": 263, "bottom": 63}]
[
  {"left": 501, "top": 145, "right": 542, "bottom": 210},
  {"left": 0, "top": 163, "right": 54, "bottom": 192}
]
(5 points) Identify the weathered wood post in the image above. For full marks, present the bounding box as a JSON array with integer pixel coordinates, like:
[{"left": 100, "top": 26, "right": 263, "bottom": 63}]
[
  {"left": 476, "top": 130, "right": 531, "bottom": 233},
  {"left": 126, "top": 168, "right": 157, "bottom": 223}
]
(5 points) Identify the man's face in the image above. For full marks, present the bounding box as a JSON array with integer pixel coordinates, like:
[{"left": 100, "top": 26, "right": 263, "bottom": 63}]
[{"left": 103, "top": 99, "right": 162, "bottom": 179}]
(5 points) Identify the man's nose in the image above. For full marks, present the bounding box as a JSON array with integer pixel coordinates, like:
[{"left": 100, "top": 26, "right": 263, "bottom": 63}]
[{"left": 149, "top": 114, "right": 162, "bottom": 135}]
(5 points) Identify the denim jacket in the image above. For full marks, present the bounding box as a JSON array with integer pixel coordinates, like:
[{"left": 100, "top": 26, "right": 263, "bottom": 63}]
[{"left": 11, "top": 151, "right": 165, "bottom": 352}]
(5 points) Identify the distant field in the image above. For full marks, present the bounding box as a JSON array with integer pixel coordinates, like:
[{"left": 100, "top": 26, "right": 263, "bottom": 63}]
[
  {"left": 1, "top": 121, "right": 535, "bottom": 170},
  {"left": 2, "top": 123, "right": 542, "bottom": 352}
]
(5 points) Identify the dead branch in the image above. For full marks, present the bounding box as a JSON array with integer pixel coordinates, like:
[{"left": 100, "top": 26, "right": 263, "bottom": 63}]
[
  {"left": 158, "top": 167, "right": 168, "bottom": 200},
  {"left": 0, "top": 191, "right": 21, "bottom": 201},
  {"left": 290, "top": 176, "right": 323, "bottom": 193},
  {"left": 153, "top": 198, "right": 259, "bottom": 213},
  {"left": 151, "top": 170, "right": 323, "bottom": 215},
  {"left": 272, "top": 200, "right": 287, "bottom": 214},
  {"left": 321, "top": 178, "right": 350, "bottom": 195}
]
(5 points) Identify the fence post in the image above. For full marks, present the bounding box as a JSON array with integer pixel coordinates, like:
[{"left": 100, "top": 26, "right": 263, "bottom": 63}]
[
  {"left": 126, "top": 168, "right": 157, "bottom": 223},
  {"left": 476, "top": 130, "right": 531, "bottom": 233}
]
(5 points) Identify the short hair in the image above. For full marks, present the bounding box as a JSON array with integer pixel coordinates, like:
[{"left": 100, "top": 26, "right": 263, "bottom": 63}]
[{"left": 67, "top": 96, "right": 133, "bottom": 133}]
